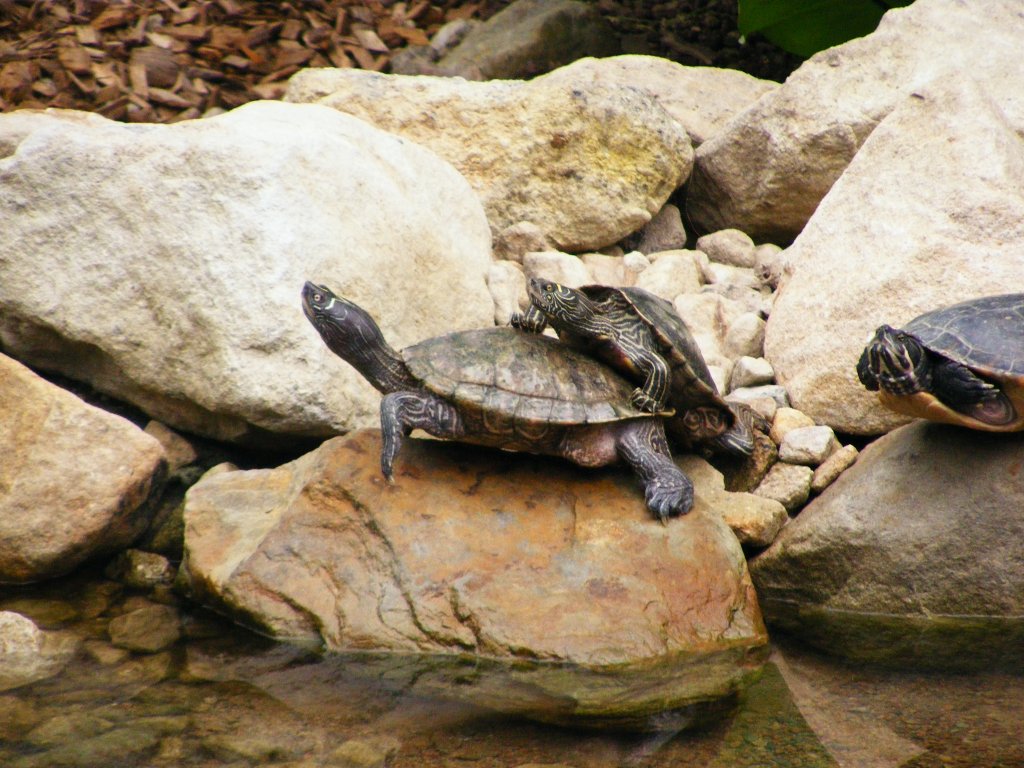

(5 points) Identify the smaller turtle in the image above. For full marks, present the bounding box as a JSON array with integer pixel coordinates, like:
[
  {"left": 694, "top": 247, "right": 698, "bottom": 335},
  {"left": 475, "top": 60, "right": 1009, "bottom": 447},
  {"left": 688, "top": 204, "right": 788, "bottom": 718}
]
[
  {"left": 510, "top": 279, "right": 759, "bottom": 456},
  {"left": 857, "top": 293, "right": 1024, "bottom": 431},
  {"left": 302, "top": 282, "right": 695, "bottom": 521}
]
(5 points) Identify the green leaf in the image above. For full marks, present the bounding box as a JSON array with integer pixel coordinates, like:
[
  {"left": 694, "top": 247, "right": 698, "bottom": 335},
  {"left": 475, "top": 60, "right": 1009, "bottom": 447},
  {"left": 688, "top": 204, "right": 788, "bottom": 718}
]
[{"left": 738, "top": 0, "right": 914, "bottom": 58}]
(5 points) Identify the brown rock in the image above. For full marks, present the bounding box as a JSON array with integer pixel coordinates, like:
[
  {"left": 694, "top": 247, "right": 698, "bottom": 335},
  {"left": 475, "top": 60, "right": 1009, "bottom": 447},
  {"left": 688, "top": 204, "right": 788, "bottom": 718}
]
[
  {"left": 0, "top": 354, "right": 166, "bottom": 583},
  {"left": 180, "top": 430, "right": 768, "bottom": 731}
]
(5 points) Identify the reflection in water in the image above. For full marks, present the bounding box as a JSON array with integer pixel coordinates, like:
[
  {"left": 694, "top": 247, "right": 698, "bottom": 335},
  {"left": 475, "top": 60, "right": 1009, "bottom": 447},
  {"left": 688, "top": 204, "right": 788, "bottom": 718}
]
[{"left": 0, "top": 569, "right": 1021, "bottom": 767}]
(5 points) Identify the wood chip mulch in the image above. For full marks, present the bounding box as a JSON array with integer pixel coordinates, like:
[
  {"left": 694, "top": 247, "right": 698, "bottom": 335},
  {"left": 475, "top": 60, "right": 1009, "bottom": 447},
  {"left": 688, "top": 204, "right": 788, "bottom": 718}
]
[{"left": 0, "top": 0, "right": 489, "bottom": 123}]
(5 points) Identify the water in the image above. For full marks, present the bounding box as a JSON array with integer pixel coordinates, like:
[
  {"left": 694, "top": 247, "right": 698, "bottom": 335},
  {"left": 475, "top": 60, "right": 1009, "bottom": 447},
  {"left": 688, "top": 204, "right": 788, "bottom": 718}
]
[{"left": 1, "top": 568, "right": 1021, "bottom": 768}]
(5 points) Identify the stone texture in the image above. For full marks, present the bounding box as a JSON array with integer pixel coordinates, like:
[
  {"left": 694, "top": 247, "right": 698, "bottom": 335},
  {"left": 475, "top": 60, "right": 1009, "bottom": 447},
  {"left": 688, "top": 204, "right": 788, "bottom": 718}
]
[
  {"left": 104, "top": 549, "right": 176, "bottom": 589},
  {"left": 180, "top": 430, "right": 768, "bottom": 731},
  {"left": 723, "top": 313, "right": 766, "bottom": 360},
  {"left": 486, "top": 261, "right": 528, "bottom": 326},
  {"left": 633, "top": 251, "right": 701, "bottom": 301},
  {"left": 633, "top": 203, "right": 686, "bottom": 255},
  {"left": 0, "top": 101, "right": 493, "bottom": 444},
  {"left": 544, "top": 55, "right": 777, "bottom": 146},
  {"left": 696, "top": 229, "right": 757, "bottom": 268},
  {"left": 778, "top": 426, "right": 837, "bottom": 467},
  {"left": 810, "top": 444, "right": 859, "bottom": 494},
  {"left": 493, "top": 221, "right": 553, "bottom": 263},
  {"left": 754, "top": 463, "right": 812, "bottom": 513},
  {"left": 687, "top": 0, "right": 1024, "bottom": 242},
  {"left": 679, "top": 458, "right": 788, "bottom": 549},
  {"left": 751, "top": 422, "right": 1024, "bottom": 669},
  {"left": 0, "top": 354, "right": 166, "bottom": 583},
  {"left": 108, "top": 604, "right": 182, "bottom": 653},
  {"left": 436, "top": 0, "right": 619, "bottom": 80},
  {"left": 521, "top": 251, "right": 591, "bottom": 287},
  {"left": 286, "top": 67, "right": 693, "bottom": 251},
  {"left": 729, "top": 356, "right": 774, "bottom": 391},
  {"left": 769, "top": 407, "right": 816, "bottom": 445},
  {"left": 0, "top": 612, "right": 79, "bottom": 692},
  {"left": 764, "top": 75, "right": 1024, "bottom": 434}
]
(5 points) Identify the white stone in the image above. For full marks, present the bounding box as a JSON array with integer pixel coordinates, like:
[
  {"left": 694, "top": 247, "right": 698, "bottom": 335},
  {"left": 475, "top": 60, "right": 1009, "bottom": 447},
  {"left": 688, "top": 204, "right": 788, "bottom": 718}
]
[
  {"left": 581, "top": 253, "right": 628, "bottom": 286},
  {"left": 633, "top": 251, "right": 702, "bottom": 301},
  {"left": 755, "top": 463, "right": 814, "bottom": 513},
  {"left": 487, "top": 261, "right": 527, "bottom": 325},
  {"left": 778, "top": 426, "right": 837, "bottom": 466},
  {"left": 521, "top": 251, "right": 590, "bottom": 287},
  {"left": 731, "top": 385, "right": 790, "bottom": 409},
  {"left": 0, "top": 612, "right": 79, "bottom": 692},
  {"left": 543, "top": 55, "right": 778, "bottom": 146},
  {"left": 687, "top": 0, "right": 1024, "bottom": 242},
  {"left": 287, "top": 66, "right": 693, "bottom": 251},
  {"left": 0, "top": 102, "right": 493, "bottom": 444},
  {"left": 729, "top": 356, "right": 774, "bottom": 391},
  {"left": 621, "top": 251, "right": 652, "bottom": 284},
  {"left": 724, "top": 312, "right": 766, "bottom": 360},
  {"left": 726, "top": 392, "right": 778, "bottom": 424},
  {"left": 764, "top": 75, "right": 1024, "bottom": 434},
  {"left": 493, "top": 221, "right": 553, "bottom": 262},
  {"left": 753, "top": 243, "right": 786, "bottom": 290},
  {"left": 696, "top": 229, "right": 757, "bottom": 268},
  {"left": 770, "top": 407, "right": 817, "bottom": 445}
]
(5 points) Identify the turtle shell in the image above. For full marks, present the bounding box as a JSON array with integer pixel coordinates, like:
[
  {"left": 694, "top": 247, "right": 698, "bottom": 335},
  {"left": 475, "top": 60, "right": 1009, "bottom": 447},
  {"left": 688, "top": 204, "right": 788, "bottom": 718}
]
[
  {"left": 402, "top": 327, "right": 653, "bottom": 447},
  {"left": 579, "top": 286, "right": 731, "bottom": 412},
  {"left": 876, "top": 293, "right": 1024, "bottom": 431},
  {"left": 904, "top": 293, "right": 1024, "bottom": 379}
]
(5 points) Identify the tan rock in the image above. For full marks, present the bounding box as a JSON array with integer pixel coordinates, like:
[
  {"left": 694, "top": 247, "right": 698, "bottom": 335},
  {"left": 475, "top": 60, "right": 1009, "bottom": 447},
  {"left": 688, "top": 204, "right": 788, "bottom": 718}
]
[
  {"left": 687, "top": 0, "right": 1024, "bottom": 242},
  {"left": 764, "top": 75, "right": 1024, "bottom": 434},
  {"left": 754, "top": 463, "right": 813, "bottom": 513},
  {"left": 769, "top": 407, "right": 816, "bottom": 445},
  {"left": 0, "top": 354, "right": 166, "bottom": 583},
  {"left": 180, "top": 430, "right": 768, "bottom": 730},
  {"left": 286, "top": 68, "right": 693, "bottom": 251},
  {"left": 810, "top": 444, "right": 859, "bottom": 493}
]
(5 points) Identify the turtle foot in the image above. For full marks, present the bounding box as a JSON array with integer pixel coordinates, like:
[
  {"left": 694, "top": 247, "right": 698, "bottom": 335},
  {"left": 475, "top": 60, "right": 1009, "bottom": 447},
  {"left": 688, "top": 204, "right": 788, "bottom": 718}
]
[
  {"left": 629, "top": 388, "right": 663, "bottom": 414},
  {"left": 645, "top": 472, "right": 694, "bottom": 521}
]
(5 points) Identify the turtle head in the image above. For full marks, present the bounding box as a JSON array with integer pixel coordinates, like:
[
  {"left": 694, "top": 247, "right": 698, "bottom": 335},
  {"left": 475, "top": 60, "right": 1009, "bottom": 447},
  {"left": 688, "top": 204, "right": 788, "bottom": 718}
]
[
  {"left": 527, "top": 278, "right": 598, "bottom": 331},
  {"left": 857, "top": 324, "right": 931, "bottom": 395},
  {"left": 302, "top": 281, "right": 414, "bottom": 393}
]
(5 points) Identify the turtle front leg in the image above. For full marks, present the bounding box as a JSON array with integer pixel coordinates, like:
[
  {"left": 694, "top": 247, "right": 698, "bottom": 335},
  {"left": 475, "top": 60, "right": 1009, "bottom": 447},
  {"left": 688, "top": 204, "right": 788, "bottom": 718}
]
[
  {"left": 379, "top": 391, "right": 465, "bottom": 481},
  {"left": 628, "top": 346, "right": 671, "bottom": 413},
  {"left": 509, "top": 303, "right": 548, "bottom": 334},
  {"left": 616, "top": 420, "right": 694, "bottom": 522},
  {"left": 931, "top": 358, "right": 1016, "bottom": 426}
]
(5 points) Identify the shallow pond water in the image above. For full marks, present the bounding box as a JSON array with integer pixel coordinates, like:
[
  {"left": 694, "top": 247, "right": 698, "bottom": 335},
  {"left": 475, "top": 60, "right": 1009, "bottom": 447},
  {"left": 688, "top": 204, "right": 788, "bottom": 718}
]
[{"left": 1, "top": 568, "right": 1021, "bottom": 768}]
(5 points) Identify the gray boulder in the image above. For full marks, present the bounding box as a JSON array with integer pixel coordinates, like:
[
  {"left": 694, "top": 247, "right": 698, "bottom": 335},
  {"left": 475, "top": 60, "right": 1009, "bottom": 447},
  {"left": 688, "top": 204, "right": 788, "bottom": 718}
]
[{"left": 750, "top": 422, "right": 1024, "bottom": 670}]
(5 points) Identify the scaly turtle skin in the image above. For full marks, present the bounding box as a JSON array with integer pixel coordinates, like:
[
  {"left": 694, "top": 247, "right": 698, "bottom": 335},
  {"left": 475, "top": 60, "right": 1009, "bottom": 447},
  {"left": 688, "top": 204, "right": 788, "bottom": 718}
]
[
  {"left": 302, "top": 282, "right": 695, "bottom": 520},
  {"left": 857, "top": 293, "right": 1024, "bottom": 431},
  {"left": 511, "top": 279, "right": 759, "bottom": 456}
]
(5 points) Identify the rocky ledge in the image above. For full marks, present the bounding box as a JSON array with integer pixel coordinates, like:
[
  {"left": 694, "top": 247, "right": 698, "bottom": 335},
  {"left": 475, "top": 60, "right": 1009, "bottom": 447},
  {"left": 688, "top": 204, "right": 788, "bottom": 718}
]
[{"left": 179, "top": 430, "right": 769, "bottom": 730}]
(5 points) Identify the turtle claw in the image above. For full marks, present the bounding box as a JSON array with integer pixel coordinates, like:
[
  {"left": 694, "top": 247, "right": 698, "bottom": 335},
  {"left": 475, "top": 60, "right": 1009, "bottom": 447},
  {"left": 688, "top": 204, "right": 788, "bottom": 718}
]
[
  {"left": 645, "top": 476, "right": 694, "bottom": 521},
  {"left": 629, "top": 388, "right": 662, "bottom": 414}
]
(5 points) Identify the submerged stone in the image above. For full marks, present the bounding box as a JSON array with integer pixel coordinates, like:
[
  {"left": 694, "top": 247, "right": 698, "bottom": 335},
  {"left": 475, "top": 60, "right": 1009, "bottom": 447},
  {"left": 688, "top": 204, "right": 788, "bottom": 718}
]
[{"left": 180, "top": 430, "right": 768, "bottom": 731}]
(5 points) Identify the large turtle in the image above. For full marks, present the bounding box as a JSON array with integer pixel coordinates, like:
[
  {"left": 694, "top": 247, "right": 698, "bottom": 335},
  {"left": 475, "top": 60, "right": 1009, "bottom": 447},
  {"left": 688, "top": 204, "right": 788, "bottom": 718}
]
[
  {"left": 511, "top": 279, "right": 759, "bottom": 456},
  {"left": 302, "top": 282, "right": 695, "bottom": 520},
  {"left": 857, "top": 293, "right": 1024, "bottom": 431}
]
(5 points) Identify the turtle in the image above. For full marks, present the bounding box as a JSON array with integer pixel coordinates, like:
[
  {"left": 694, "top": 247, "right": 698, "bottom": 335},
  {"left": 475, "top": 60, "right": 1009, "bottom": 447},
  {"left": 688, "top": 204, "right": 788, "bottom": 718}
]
[
  {"left": 301, "top": 281, "right": 695, "bottom": 520},
  {"left": 856, "top": 293, "right": 1024, "bottom": 431},
  {"left": 510, "top": 279, "right": 761, "bottom": 457}
]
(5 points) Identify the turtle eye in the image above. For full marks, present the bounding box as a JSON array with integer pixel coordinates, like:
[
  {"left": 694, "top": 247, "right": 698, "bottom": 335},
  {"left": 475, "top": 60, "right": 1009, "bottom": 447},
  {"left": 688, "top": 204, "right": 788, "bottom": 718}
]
[
  {"left": 543, "top": 283, "right": 554, "bottom": 293},
  {"left": 312, "top": 292, "right": 323, "bottom": 303}
]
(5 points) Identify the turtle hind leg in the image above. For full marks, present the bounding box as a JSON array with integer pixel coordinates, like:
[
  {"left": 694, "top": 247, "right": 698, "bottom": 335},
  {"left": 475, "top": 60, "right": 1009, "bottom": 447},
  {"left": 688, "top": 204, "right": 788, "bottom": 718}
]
[
  {"left": 615, "top": 420, "right": 694, "bottom": 522},
  {"left": 931, "top": 358, "right": 1016, "bottom": 426},
  {"left": 379, "top": 391, "right": 465, "bottom": 481}
]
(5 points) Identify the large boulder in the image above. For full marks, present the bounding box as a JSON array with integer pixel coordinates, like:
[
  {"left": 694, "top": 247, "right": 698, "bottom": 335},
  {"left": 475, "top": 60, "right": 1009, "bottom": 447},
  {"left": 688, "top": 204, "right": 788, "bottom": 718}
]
[
  {"left": 0, "top": 101, "right": 493, "bottom": 445},
  {"left": 764, "top": 75, "right": 1024, "bottom": 435},
  {"left": 544, "top": 56, "right": 777, "bottom": 146},
  {"left": 285, "top": 67, "right": 693, "bottom": 252},
  {"left": 686, "top": 0, "right": 1024, "bottom": 243},
  {"left": 179, "top": 430, "right": 768, "bottom": 731},
  {"left": 0, "top": 354, "right": 166, "bottom": 583},
  {"left": 750, "top": 422, "right": 1024, "bottom": 670}
]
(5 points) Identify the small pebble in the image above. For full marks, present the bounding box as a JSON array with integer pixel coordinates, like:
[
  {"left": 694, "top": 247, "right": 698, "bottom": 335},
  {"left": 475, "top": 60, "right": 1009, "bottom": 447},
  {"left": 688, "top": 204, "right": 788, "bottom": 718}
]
[
  {"left": 811, "top": 444, "right": 859, "bottom": 493},
  {"left": 702, "top": 261, "right": 760, "bottom": 290},
  {"left": 493, "top": 220, "right": 551, "bottom": 262},
  {"left": 729, "top": 356, "right": 774, "bottom": 391},
  {"left": 726, "top": 392, "right": 778, "bottom": 423},
  {"left": 753, "top": 242, "right": 786, "bottom": 289},
  {"left": 732, "top": 384, "right": 790, "bottom": 409},
  {"left": 521, "top": 250, "right": 589, "bottom": 287},
  {"left": 754, "top": 463, "right": 814, "bottom": 512},
  {"left": 581, "top": 252, "right": 627, "bottom": 285},
  {"left": 770, "top": 407, "right": 816, "bottom": 445},
  {"left": 634, "top": 251, "right": 701, "bottom": 300},
  {"left": 696, "top": 228, "right": 757, "bottom": 268},
  {"left": 621, "top": 250, "right": 651, "bottom": 283},
  {"left": 724, "top": 312, "right": 767, "bottom": 359},
  {"left": 635, "top": 203, "right": 686, "bottom": 254},
  {"left": 486, "top": 260, "right": 527, "bottom": 325},
  {"left": 778, "top": 425, "right": 837, "bottom": 466}
]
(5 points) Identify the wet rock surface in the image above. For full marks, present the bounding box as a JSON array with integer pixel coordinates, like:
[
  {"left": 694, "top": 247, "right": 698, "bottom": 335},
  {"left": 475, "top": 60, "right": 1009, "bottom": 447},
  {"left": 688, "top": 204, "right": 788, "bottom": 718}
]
[
  {"left": 750, "top": 422, "right": 1024, "bottom": 670},
  {"left": 180, "top": 430, "right": 769, "bottom": 730}
]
